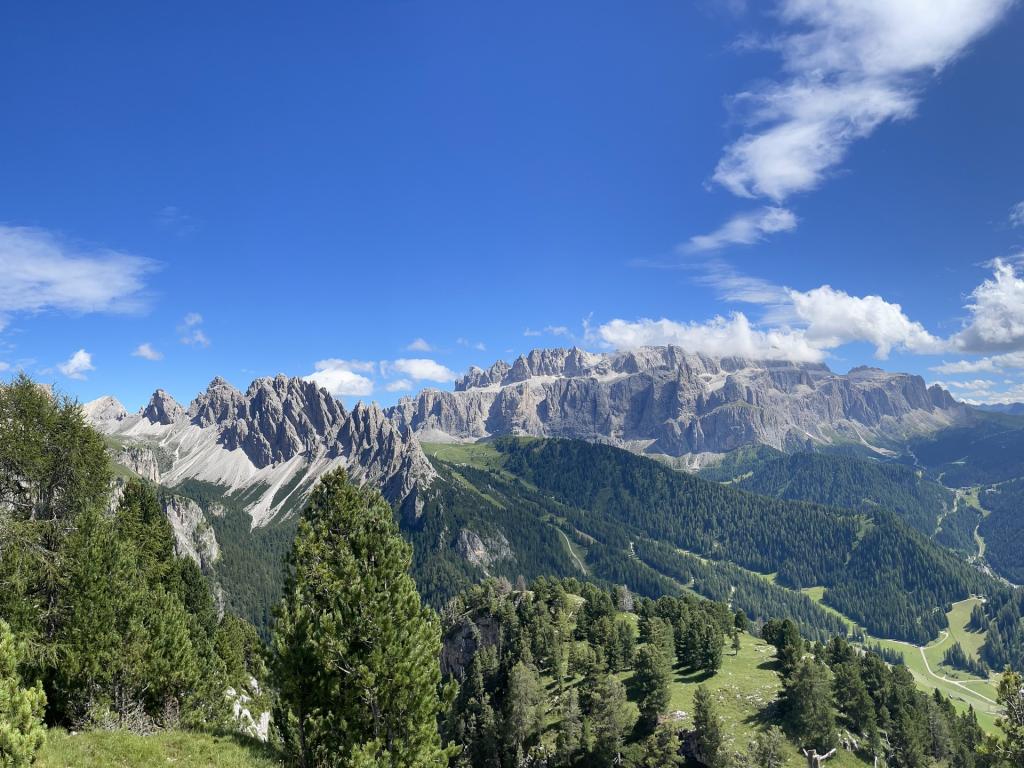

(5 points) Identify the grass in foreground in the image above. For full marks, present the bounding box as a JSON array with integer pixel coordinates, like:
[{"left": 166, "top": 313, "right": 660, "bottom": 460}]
[{"left": 36, "top": 729, "right": 282, "bottom": 768}]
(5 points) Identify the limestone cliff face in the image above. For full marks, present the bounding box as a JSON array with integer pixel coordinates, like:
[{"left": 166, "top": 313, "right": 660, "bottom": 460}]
[
  {"left": 116, "top": 445, "right": 161, "bottom": 483},
  {"left": 162, "top": 494, "right": 221, "bottom": 572},
  {"left": 388, "top": 346, "right": 965, "bottom": 460}
]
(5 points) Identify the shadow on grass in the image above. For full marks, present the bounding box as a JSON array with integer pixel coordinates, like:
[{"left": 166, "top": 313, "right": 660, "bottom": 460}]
[{"left": 211, "top": 730, "right": 283, "bottom": 762}]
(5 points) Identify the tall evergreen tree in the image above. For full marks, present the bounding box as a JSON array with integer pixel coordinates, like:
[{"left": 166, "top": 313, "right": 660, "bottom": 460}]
[
  {"left": 634, "top": 643, "right": 671, "bottom": 732},
  {"left": 270, "top": 469, "right": 451, "bottom": 768},
  {"left": 693, "top": 684, "right": 725, "bottom": 768},
  {"left": 782, "top": 657, "right": 837, "bottom": 753}
]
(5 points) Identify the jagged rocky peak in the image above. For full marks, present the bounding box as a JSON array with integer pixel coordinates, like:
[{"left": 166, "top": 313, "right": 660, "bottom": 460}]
[
  {"left": 188, "top": 376, "right": 248, "bottom": 427},
  {"left": 142, "top": 389, "right": 186, "bottom": 425},
  {"left": 82, "top": 395, "right": 129, "bottom": 424},
  {"left": 456, "top": 346, "right": 609, "bottom": 390}
]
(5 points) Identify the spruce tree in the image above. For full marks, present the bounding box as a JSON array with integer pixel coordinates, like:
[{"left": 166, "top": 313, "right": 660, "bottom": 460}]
[
  {"left": 782, "top": 657, "right": 837, "bottom": 753},
  {"left": 503, "top": 661, "right": 545, "bottom": 757},
  {"left": 270, "top": 469, "right": 450, "bottom": 768},
  {"left": 693, "top": 684, "right": 725, "bottom": 768},
  {"left": 634, "top": 643, "right": 671, "bottom": 732},
  {"left": 0, "top": 619, "right": 46, "bottom": 766}
]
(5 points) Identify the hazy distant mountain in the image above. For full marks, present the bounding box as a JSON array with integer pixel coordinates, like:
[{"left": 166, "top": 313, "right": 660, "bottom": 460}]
[
  {"left": 387, "top": 346, "right": 965, "bottom": 466},
  {"left": 974, "top": 402, "right": 1024, "bottom": 416},
  {"left": 85, "top": 374, "right": 435, "bottom": 527}
]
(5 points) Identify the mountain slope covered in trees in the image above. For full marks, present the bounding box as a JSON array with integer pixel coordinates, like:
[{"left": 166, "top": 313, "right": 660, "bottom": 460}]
[{"left": 411, "top": 439, "right": 994, "bottom": 645}]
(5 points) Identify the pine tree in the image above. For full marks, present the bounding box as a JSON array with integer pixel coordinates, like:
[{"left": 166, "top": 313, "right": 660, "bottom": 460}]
[
  {"left": 555, "top": 688, "right": 583, "bottom": 764},
  {"left": 693, "top": 684, "right": 725, "bottom": 768},
  {"left": 503, "top": 661, "right": 545, "bottom": 757},
  {"left": 270, "top": 469, "right": 451, "bottom": 768},
  {"left": 0, "top": 619, "right": 46, "bottom": 767},
  {"left": 634, "top": 643, "right": 671, "bottom": 731},
  {"left": 586, "top": 673, "right": 630, "bottom": 766},
  {"left": 782, "top": 657, "right": 837, "bottom": 753}
]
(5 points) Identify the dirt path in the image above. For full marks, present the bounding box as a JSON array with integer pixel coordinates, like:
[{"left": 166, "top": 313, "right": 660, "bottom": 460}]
[
  {"left": 558, "top": 529, "right": 586, "bottom": 573},
  {"left": 916, "top": 642, "right": 998, "bottom": 706}
]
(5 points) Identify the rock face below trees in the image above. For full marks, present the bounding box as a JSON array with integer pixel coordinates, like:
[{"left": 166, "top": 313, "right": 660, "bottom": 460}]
[
  {"left": 388, "top": 346, "right": 965, "bottom": 464},
  {"left": 162, "top": 494, "right": 221, "bottom": 572},
  {"left": 84, "top": 375, "right": 436, "bottom": 527}
]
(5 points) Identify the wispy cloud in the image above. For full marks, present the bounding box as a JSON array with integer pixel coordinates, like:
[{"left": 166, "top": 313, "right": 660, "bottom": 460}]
[
  {"left": 0, "top": 225, "right": 157, "bottom": 329},
  {"left": 406, "top": 338, "right": 434, "bottom": 352},
  {"left": 133, "top": 342, "right": 163, "bottom": 361},
  {"left": 712, "top": 1, "right": 1012, "bottom": 202},
  {"left": 58, "top": 349, "right": 94, "bottom": 380},
  {"left": 1010, "top": 200, "right": 1024, "bottom": 228},
  {"left": 686, "top": 206, "right": 797, "bottom": 252},
  {"left": 386, "top": 379, "right": 413, "bottom": 392},
  {"left": 156, "top": 205, "right": 199, "bottom": 236},
  {"left": 178, "top": 312, "right": 211, "bottom": 347},
  {"left": 456, "top": 337, "right": 487, "bottom": 351}
]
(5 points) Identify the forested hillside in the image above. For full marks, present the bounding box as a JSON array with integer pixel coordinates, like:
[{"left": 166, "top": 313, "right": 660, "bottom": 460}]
[
  {"left": 508, "top": 439, "right": 990, "bottom": 642},
  {"left": 735, "top": 452, "right": 953, "bottom": 536}
]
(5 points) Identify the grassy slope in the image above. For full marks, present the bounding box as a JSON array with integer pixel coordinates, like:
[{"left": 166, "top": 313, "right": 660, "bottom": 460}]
[
  {"left": 37, "top": 730, "right": 282, "bottom": 768},
  {"left": 855, "top": 598, "right": 999, "bottom": 733},
  {"left": 627, "top": 633, "right": 869, "bottom": 768}
]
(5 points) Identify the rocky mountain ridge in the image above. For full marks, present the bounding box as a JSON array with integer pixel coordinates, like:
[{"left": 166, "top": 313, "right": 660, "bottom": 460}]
[
  {"left": 84, "top": 374, "right": 435, "bottom": 527},
  {"left": 388, "top": 346, "right": 966, "bottom": 464}
]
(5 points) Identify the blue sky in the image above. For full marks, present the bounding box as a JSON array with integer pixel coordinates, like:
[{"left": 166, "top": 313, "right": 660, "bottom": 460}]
[{"left": 2, "top": 1, "right": 1023, "bottom": 409}]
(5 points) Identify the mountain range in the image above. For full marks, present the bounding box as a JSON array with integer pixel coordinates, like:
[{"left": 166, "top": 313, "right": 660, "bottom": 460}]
[
  {"left": 81, "top": 345, "right": 1024, "bottom": 644},
  {"left": 388, "top": 346, "right": 963, "bottom": 467},
  {"left": 84, "top": 347, "right": 966, "bottom": 532}
]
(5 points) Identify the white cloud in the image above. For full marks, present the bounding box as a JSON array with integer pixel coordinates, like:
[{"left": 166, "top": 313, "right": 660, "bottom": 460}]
[
  {"left": 687, "top": 207, "right": 798, "bottom": 251},
  {"left": 788, "top": 285, "right": 946, "bottom": 358},
  {"left": 597, "top": 313, "right": 824, "bottom": 362},
  {"left": 932, "top": 351, "right": 1024, "bottom": 375},
  {"left": 387, "top": 358, "right": 458, "bottom": 382},
  {"left": 712, "top": 1, "right": 1012, "bottom": 201},
  {"left": 952, "top": 259, "right": 1024, "bottom": 353},
  {"left": 0, "top": 362, "right": 9, "bottom": 372},
  {"left": 132, "top": 342, "right": 163, "bottom": 361},
  {"left": 386, "top": 379, "right": 413, "bottom": 392},
  {"left": 523, "top": 329, "right": 543, "bottom": 337},
  {"left": 545, "top": 325, "right": 570, "bottom": 337},
  {"left": 940, "top": 379, "right": 996, "bottom": 391},
  {"left": 304, "top": 359, "right": 375, "bottom": 397},
  {"left": 178, "top": 313, "right": 211, "bottom": 347},
  {"left": 1010, "top": 201, "right": 1024, "bottom": 228},
  {"left": 407, "top": 338, "right": 433, "bottom": 352},
  {"left": 58, "top": 349, "right": 94, "bottom": 380},
  {"left": 931, "top": 359, "right": 999, "bottom": 374},
  {"left": 0, "top": 225, "right": 156, "bottom": 327}
]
